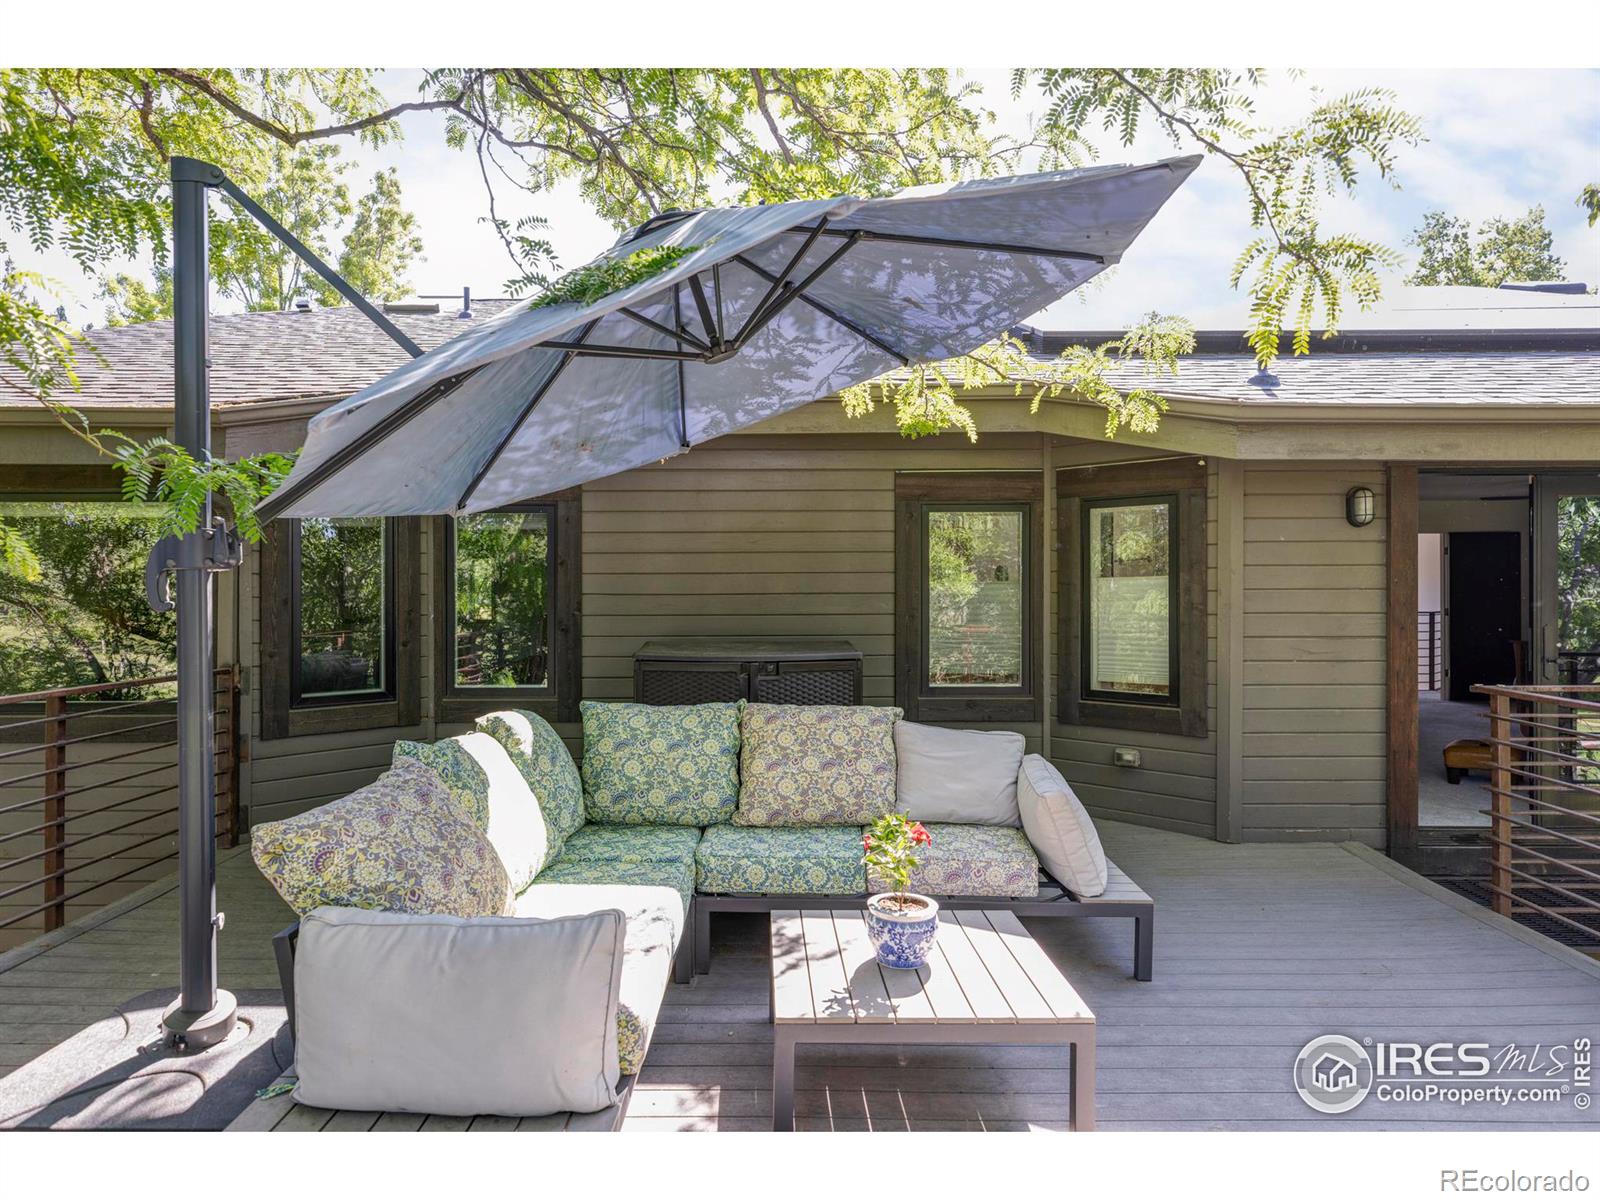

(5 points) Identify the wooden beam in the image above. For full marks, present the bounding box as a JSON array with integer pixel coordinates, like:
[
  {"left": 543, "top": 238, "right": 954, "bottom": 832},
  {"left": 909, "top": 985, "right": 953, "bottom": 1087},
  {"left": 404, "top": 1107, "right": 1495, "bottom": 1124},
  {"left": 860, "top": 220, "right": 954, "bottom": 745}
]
[
  {"left": 1214, "top": 459, "right": 1244, "bottom": 843},
  {"left": 1386, "top": 464, "right": 1419, "bottom": 861}
]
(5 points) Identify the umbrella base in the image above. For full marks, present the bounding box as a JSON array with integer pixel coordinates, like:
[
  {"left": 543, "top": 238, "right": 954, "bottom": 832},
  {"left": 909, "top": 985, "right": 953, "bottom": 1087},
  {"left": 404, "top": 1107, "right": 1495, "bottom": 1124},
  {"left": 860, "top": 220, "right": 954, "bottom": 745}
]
[{"left": 161, "top": 988, "right": 239, "bottom": 1051}]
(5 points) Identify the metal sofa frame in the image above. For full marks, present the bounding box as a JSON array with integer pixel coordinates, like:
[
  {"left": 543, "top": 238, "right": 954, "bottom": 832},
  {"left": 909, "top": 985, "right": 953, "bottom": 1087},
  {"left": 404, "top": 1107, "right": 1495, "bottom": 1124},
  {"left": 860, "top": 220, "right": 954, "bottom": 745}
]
[{"left": 693, "top": 858, "right": 1154, "bottom": 981}]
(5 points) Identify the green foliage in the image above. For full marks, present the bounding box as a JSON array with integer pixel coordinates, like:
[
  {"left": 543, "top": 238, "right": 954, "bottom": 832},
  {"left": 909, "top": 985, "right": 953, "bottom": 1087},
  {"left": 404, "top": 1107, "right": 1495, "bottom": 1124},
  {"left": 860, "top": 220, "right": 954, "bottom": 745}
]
[
  {"left": 1018, "top": 69, "right": 1421, "bottom": 367},
  {"left": 424, "top": 68, "right": 998, "bottom": 292},
  {"left": 1582, "top": 185, "right": 1600, "bottom": 229},
  {"left": 0, "top": 502, "right": 176, "bottom": 695},
  {"left": 530, "top": 243, "right": 700, "bottom": 309},
  {"left": 318, "top": 167, "right": 424, "bottom": 306},
  {"left": 840, "top": 314, "right": 1193, "bottom": 440},
  {"left": 862, "top": 812, "right": 931, "bottom": 900},
  {"left": 1406, "top": 206, "right": 1567, "bottom": 287},
  {"left": 100, "top": 270, "right": 173, "bottom": 326},
  {"left": 1558, "top": 496, "right": 1600, "bottom": 662}
]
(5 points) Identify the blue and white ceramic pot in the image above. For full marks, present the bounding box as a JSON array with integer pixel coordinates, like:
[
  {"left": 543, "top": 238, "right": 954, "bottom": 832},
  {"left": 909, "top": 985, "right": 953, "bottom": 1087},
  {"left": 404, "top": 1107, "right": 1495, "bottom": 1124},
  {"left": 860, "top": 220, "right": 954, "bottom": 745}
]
[{"left": 865, "top": 893, "right": 939, "bottom": 969}]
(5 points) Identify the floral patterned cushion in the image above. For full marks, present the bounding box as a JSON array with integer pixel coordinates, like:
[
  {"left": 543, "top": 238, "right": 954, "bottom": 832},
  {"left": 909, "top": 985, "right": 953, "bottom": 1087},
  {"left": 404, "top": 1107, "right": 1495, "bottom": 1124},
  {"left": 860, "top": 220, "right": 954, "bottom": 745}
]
[
  {"left": 733, "top": 704, "right": 902, "bottom": 826},
  {"left": 867, "top": 823, "right": 1040, "bottom": 898},
  {"left": 530, "top": 856, "right": 695, "bottom": 922},
  {"left": 476, "top": 709, "right": 586, "bottom": 864},
  {"left": 695, "top": 824, "right": 866, "bottom": 895},
  {"left": 391, "top": 737, "right": 491, "bottom": 829},
  {"left": 559, "top": 823, "right": 702, "bottom": 867},
  {"left": 580, "top": 701, "right": 741, "bottom": 826},
  {"left": 250, "top": 758, "right": 510, "bottom": 918}
]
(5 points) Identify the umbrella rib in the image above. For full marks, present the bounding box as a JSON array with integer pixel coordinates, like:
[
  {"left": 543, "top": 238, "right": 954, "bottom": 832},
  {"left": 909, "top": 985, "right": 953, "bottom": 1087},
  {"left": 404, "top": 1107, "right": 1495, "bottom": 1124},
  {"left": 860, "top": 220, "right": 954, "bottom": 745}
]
[
  {"left": 616, "top": 306, "right": 709, "bottom": 353},
  {"left": 792, "top": 225, "right": 1105, "bottom": 265},
  {"left": 686, "top": 273, "right": 720, "bottom": 351},
  {"left": 674, "top": 286, "right": 689, "bottom": 449},
  {"left": 255, "top": 366, "right": 483, "bottom": 523},
  {"left": 731, "top": 254, "right": 911, "bottom": 367},
  {"left": 735, "top": 233, "right": 863, "bottom": 348},
  {"left": 455, "top": 320, "right": 598, "bottom": 513},
  {"left": 540, "top": 340, "right": 702, "bottom": 361},
  {"left": 736, "top": 218, "right": 829, "bottom": 344}
]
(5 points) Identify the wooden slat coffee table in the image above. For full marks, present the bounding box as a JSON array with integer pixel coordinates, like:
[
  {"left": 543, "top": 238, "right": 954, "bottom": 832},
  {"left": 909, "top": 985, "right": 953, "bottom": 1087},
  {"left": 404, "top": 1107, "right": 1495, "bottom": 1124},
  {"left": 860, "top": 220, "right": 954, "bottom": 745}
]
[{"left": 769, "top": 908, "right": 1096, "bottom": 1131}]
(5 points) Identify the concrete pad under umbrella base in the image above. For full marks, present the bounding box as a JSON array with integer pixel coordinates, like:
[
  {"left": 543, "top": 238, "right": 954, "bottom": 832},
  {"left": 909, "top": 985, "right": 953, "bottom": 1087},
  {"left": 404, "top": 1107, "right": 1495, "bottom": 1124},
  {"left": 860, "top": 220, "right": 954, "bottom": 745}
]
[{"left": 0, "top": 989, "right": 291, "bottom": 1130}]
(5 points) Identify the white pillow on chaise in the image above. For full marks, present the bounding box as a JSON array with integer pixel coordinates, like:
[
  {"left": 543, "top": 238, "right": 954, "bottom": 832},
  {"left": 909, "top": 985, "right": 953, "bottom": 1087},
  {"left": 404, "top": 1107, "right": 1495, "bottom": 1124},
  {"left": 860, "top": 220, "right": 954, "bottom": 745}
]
[
  {"left": 893, "top": 721, "right": 1026, "bottom": 825},
  {"left": 1016, "top": 754, "right": 1108, "bottom": 897}
]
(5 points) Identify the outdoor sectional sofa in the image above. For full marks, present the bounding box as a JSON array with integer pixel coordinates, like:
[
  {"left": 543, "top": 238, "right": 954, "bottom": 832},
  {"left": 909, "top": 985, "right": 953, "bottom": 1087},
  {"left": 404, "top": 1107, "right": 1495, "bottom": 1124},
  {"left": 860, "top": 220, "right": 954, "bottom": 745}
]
[{"left": 251, "top": 700, "right": 1151, "bottom": 1119}]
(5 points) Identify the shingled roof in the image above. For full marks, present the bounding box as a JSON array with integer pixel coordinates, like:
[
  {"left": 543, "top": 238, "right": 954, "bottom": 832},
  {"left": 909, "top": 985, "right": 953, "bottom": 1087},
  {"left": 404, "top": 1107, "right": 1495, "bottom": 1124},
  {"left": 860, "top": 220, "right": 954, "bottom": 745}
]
[
  {"left": 0, "top": 300, "right": 519, "bottom": 408},
  {"left": 4, "top": 294, "right": 1597, "bottom": 413}
]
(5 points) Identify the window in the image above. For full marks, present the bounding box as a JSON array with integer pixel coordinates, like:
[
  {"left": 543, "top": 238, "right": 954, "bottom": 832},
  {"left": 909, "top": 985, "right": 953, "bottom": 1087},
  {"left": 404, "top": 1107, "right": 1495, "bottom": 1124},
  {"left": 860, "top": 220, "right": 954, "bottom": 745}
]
[
  {"left": 434, "top": 490, "right": 581, "bottom": 724},
  {"left": 1059, "top": 459, "right": 1207, "bottom": 737},
  {"left": 1084, "top": 498, "right": 1174, "bottom": 701},
  {"left": 896, "top": 474, "right": 1041, "bottom": 722},
  {"left": 292, "top": 518, "right": 390, "bottom": 704},
  {"left": 452, "top": 509, "right": 551, "bottom": 689},
  {"left": 260, "top": 517, "right": 421, "bottom": 739}
]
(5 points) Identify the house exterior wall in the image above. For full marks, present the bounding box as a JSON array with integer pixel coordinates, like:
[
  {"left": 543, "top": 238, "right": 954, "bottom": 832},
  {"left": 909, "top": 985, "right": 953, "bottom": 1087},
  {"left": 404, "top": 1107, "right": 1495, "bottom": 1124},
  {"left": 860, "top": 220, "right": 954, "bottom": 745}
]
[
  {"left": 2, "top": 413, "right": 1405, "bottom": 854},
  {"left": 1239, "top": 465, "right": 1388, "bottom": 846},
  {"left": 239, "top": 434, "right": 1389, "bottom": 847},
  {"left": 1048, "top": 446, "right": 1219, "bottom": 839}
]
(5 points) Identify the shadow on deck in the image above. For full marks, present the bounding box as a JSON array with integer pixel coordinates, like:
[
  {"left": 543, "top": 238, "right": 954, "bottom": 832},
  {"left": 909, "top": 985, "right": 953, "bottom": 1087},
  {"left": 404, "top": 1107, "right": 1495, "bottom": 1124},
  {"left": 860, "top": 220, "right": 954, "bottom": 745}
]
[{"left": 2, "top": 824, "right": 1598, "bottom": 1131}]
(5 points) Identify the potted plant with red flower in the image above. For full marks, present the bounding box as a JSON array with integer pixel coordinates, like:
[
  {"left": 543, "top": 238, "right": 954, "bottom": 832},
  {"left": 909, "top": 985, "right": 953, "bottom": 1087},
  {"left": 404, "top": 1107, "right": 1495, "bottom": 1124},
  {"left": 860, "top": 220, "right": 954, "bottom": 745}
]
[{"left": 862, "top": 813, "right": 938, "bottom": 969}]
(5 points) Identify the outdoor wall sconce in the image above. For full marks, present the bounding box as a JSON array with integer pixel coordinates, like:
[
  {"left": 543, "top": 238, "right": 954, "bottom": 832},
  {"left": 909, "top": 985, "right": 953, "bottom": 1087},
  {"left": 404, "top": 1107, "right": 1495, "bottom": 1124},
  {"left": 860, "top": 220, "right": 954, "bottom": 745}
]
[{"left": 1345, "top": 486, "right": 1376, "bottom": 528}]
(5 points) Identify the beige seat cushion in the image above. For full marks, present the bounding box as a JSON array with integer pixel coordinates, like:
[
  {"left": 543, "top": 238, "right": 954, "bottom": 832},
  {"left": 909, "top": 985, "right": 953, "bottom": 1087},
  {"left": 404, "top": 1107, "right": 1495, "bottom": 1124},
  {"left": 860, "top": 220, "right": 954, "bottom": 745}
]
[{"left": 513, "top": 883, "right": 682, "bottom": 1076}]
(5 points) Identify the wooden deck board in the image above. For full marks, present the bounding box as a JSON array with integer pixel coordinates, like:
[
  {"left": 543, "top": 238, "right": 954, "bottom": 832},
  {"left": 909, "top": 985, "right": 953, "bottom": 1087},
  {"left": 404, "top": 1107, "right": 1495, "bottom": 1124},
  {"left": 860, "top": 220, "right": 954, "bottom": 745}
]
[{"left": 3, "top": 823, "right": 1598, "bottom": 1131}]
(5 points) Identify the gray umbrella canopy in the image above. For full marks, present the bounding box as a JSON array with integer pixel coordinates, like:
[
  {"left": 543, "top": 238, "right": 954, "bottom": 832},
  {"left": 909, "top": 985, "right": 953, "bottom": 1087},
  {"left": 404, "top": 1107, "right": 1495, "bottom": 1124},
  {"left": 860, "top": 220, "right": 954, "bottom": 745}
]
[{"left": 261, "top": 156, "right": 1199, "bottom": 520}]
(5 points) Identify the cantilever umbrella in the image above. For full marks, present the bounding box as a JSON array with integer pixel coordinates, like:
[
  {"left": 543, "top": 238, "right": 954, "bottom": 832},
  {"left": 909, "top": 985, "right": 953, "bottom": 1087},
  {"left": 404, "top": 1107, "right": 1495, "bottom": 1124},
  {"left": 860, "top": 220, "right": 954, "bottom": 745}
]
[{"left": 258, "top": 156, "right": 1200, "bottom": 521}]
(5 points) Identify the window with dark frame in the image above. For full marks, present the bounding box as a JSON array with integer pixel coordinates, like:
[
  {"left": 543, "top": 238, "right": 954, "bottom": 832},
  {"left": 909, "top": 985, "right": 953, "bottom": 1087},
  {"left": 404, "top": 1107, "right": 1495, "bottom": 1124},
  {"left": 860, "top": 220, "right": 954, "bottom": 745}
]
[
  {"left": 433, "top": 490, "right": 581, "bottom": 726},
  {"left": 1058, "top": 458, "right": 1208, "bottom": 738},
  {"left": 896, "top": 473, "right": 1042, "bottom": 723},
  {"left": 259, "top": 516, "right": 421, "bottom": 740},
  {"left": 290, "top": 517, "right": 394, "bottom": 707}
]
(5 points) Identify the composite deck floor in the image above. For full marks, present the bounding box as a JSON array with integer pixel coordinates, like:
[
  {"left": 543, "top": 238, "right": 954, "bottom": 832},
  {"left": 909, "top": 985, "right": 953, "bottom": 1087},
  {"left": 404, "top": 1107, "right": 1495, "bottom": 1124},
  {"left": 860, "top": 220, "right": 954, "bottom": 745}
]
[{"left": 3, "top": 823, "right": 1599, "bottom": 1131}]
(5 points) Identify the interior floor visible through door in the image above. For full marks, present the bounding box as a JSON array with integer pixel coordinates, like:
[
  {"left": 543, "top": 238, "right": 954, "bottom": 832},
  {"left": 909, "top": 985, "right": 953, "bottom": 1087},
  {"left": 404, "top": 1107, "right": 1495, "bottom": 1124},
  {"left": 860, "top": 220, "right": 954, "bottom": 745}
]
[{"left": 1418, "top": 692, "right": 1492, "bottom": 827}]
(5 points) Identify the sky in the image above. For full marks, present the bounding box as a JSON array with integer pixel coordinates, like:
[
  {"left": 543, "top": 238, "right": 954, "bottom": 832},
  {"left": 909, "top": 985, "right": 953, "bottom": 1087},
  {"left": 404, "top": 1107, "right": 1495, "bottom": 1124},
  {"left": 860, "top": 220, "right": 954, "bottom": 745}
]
[{"left": 9, "top": 67, "right": 1599, "bottom": 332}]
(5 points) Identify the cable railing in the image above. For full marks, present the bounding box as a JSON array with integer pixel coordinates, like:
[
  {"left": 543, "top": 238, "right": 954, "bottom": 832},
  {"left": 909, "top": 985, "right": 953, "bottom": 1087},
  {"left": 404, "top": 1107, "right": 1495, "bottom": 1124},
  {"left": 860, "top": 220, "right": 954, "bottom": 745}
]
[
  {"left": 1473, "top": 682, "right": 1600, "bottom": 953},
  {"left": 0, "top": 668, "right": 239, "bottom": 944}
]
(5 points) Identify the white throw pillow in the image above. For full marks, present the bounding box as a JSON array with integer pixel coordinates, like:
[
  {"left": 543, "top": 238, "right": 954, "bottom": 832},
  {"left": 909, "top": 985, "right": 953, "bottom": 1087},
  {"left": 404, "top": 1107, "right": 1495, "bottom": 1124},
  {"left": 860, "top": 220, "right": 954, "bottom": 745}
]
[
  {"left": 894, "top": 721, "right": 1026, "bottom": 826},
  {"left": 452, "top": 731, "right": 548, "bottom": 895},
  {"left": 1016, "top": 754, "right": 1108, "bottom": 897},
  {"left": 293, "top": 906, "right": 625, "bottom": 1116}
]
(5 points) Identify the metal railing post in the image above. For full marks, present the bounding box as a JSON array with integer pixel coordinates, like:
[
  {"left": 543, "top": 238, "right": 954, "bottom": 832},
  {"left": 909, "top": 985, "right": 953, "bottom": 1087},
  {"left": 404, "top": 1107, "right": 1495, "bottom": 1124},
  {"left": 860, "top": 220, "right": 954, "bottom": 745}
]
[
  {"left": 42, "top": 694, "right": 67, "bottom": 932},
  {"left": 1488, "top": 690, "right": 1513, "bottom": 917}
]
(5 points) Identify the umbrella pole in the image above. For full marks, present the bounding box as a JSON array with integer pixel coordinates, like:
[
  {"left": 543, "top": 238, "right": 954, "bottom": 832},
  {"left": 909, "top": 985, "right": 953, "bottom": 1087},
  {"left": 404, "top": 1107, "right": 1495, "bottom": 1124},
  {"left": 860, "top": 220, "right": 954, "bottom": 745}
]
[{"left": 160, "top": 157, "right": 236, "bottom": 1050}]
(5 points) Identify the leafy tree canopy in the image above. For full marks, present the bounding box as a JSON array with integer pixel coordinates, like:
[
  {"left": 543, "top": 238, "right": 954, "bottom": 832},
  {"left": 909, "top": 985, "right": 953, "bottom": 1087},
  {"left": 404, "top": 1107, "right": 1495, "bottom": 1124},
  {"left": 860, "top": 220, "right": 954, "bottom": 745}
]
[{"left": 1406, "top": 206, "right": 1567, "bottom": 288}]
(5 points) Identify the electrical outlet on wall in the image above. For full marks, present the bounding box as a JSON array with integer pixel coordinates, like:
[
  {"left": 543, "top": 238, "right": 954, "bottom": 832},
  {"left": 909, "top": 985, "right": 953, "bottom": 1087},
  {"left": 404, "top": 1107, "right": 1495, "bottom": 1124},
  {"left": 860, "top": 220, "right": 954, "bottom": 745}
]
[{"left": 1112, "top": 747, "right": 1142, "bottom": 768}]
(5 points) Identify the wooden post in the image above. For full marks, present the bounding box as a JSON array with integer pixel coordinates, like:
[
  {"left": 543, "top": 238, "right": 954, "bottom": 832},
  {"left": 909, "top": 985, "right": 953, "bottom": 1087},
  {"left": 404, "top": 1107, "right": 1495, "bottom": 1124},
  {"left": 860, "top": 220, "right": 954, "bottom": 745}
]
[
  {"left": 42, "top": 694, "right": 67, "bottom": 932},
  {"left": 1488, "top": 689, "right": 1513, "bottom": 917},
  {"left": 1386, "top": 465, "right": 1419, "bottom": 862}
]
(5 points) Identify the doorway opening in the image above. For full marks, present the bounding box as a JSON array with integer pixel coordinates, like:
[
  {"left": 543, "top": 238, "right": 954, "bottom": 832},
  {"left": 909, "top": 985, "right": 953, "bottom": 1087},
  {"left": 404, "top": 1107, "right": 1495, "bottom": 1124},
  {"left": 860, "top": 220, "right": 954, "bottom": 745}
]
[{"left": 1416, "top": 473, "right": 1531, "bottom": 830}]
